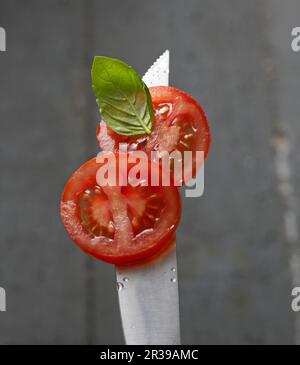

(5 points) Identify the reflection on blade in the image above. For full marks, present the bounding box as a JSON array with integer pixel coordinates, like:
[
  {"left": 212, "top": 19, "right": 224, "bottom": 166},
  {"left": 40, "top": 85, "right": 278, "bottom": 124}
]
[
  {"left": 116, "top": 243, "right": 180, "bottom": 345},
  {"left": 116, "top": 50, "right": 181, "bottom": 345}
]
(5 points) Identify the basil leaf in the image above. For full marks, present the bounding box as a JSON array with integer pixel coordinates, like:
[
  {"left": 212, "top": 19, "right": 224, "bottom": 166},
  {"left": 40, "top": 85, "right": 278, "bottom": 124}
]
[{"left": 92, "top": 56, "right": 154, "bottom": 136}]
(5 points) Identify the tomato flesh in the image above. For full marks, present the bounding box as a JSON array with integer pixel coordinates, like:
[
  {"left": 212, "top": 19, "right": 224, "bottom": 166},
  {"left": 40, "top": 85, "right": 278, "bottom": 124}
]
[
  {"left": 62, "top": 86, "right": 210, "bottom": 264},
  {"left": 96, "top": 86, "right": 211, "bottom": 183},
  {"left": 61, "top": 154, "right": 181, "bottom": 265}
]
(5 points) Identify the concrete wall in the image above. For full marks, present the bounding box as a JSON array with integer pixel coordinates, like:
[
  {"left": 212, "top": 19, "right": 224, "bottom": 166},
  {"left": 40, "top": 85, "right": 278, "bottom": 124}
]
[{"left": 0, "top": 0, "right": 299, "bottom": 344}]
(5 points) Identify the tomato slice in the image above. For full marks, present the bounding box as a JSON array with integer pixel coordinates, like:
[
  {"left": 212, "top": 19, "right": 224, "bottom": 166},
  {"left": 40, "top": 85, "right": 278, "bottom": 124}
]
[
  {"left": 96, "top": 86, "right": 211, "bottom": 184},
  {"left": 61, "top": 153, "right": 181, "bottom": 266}
]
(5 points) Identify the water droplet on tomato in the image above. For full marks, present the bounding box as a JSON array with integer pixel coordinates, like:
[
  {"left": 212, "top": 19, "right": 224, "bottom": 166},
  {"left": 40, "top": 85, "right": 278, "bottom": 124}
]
[
  {"left": 153, "top": 143, "right": 159, "bottom": 151},
  {"left": 94, "top": 186, "right": 102, "bottom": 194},
  {"left": 158, "top": 105, "right": 169, "bottom": 115},
  {"left": 116, "top": 282, "right": 124, "bottom": 291},
  {"left": 108, "top": 221, "right": 115, "bottom": 235}
]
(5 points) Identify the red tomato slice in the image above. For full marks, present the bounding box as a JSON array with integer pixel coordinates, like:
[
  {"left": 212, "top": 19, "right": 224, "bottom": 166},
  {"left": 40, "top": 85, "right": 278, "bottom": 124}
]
[
  {"left": 96, "top": 86, "right": 211, "bottom": 184},
  {"left": 61, "top": 153, "right": 181, "bottom": 266}
]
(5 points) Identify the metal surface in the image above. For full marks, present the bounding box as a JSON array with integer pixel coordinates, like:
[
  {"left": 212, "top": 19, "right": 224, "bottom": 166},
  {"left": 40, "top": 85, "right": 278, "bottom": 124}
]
[
  {"left": 142, "top": 50, "right": 169, "bottom": 87},
  {"left": 116, "top": 244, "right": 180, "bottom": 345},
  {"left": 116, "top": 51, "right": 181, "bottom": 345}
]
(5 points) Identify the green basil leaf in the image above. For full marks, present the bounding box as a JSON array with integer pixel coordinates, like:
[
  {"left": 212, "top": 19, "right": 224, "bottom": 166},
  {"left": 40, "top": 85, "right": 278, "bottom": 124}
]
[{"left": 92, "top": 56, "right": 154, "bottom": 136}]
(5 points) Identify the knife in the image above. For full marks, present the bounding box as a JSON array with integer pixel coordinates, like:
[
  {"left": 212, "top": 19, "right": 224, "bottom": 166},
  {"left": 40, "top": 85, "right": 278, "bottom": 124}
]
[{"left": 115, "top": 50, "right": 181, "bottom": 345}]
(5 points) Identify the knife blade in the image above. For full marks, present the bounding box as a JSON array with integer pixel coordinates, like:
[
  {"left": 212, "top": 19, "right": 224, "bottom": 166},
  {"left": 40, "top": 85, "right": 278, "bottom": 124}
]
[
  {"left": 142, "top": 49, "right": 170, "bottom": 87},
  {"left": 115, "top": 50, "right": 181, "bottom": 345}
]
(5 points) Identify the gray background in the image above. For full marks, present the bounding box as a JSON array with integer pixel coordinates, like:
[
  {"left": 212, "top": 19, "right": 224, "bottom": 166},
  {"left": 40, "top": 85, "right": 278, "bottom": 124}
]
[{"left": 0, "top": 0, "right": 300, "bottom": 344}]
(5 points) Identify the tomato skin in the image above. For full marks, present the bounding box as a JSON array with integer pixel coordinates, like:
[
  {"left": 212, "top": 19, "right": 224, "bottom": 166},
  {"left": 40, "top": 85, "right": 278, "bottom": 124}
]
[
  {"left": 61, "top": 156, "right": 181, "bottom": 266},
  {"left": 150, "top": 86, "right": 211, "bottom": 158},
  {"left": 96, "top": 86, "right": 211, "bottom": 183}
]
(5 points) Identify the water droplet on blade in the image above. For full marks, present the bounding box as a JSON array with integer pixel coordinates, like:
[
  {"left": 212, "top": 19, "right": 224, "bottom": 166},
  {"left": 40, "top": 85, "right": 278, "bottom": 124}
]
[
  {"left": 116, "top": 282, "right": 124, "bottom": 291},
  {"left": 123, "top": 277, "right": 129, "bottom": 283},
  {"left": 170, "top": 278, "right": 177, "bottom": 283}
]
